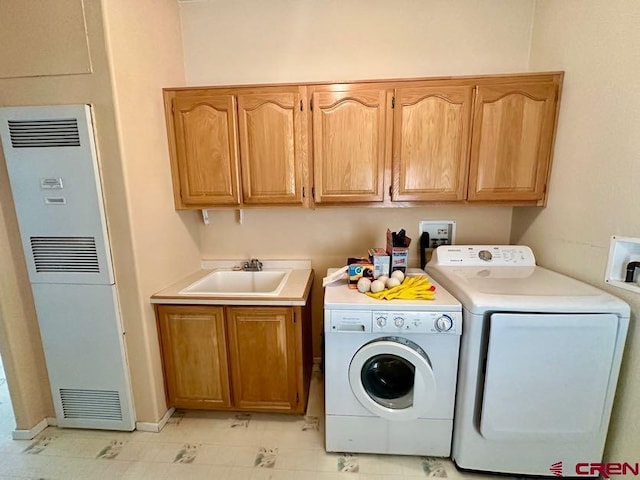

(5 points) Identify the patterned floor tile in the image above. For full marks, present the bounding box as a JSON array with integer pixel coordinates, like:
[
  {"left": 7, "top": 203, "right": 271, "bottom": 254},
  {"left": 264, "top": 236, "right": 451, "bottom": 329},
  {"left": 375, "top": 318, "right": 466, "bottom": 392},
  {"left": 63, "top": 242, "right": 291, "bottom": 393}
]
[
  {"left": 96, "top": 439, "right": 125, "bottom": 459},
  {"left": 0, "top": 367, "right": 538, "bottom": 480},
  {"left": 173, "top": 443, "right": 199, "bottom": 463},
  {"left": 422, "top": 456, "right": 449, "bottom": 477},
  {"left": 254, "top": 447, "right": 278, "bottom": 467},
  {"left": 337, "top": 453, "right": 359, "bottom": 473}
]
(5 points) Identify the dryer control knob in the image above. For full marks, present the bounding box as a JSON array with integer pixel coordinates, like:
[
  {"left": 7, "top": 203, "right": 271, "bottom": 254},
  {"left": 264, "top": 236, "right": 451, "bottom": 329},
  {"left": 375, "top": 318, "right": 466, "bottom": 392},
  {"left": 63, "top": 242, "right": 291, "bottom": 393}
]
[
  {"left": 435, "top": 315, "right": 453, "bottom": 332},
  {"left": 394, "top": 317, "right": 405, "bottom": 328},
  {"left": 478, "top": 249, "right": 493, "bottom": 261},
  {"left": 375, "top": 317, "right": 387, "bottom": 328}
]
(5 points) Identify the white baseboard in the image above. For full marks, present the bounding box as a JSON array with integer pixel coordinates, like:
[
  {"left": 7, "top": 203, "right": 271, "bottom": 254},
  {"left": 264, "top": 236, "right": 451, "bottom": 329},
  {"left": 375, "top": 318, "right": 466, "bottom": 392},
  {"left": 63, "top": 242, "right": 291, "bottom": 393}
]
[
  {"left": 12, "top": 417, "right": 53, "bottom": 440},
  {"left": 135, "top": 407, "right": 175, "bottom": 433}
]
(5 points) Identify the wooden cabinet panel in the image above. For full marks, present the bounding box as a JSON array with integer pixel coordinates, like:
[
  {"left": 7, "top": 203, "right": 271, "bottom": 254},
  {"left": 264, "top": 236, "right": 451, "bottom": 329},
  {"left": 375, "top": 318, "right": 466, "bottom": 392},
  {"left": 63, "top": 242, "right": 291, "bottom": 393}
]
[
  {"left": 237, "top": 91, "right": 306, "bottom": 205},
  {"left": 156, "top": 306, "right": 231, "bottom": 409},
  {"left": 392, "top": 86, "right": 472, "bottom": 201},
  {"left": 311, "top": 88, "right": 391, "bottom": 203},
  {"left": 226, "top": 307, "right": 298, "bottom": 411},
  {"left": 156, "top": 301, "right": 312, "bottom": 414},
  {"left": 164, "top": 72, "right": 562, "bottom": 208},
  {"left": 172, "top": 95, "right": 240, "bottom": 206},
  {"left": 468, "top": 82, "right": 558, "bottom": 202}
]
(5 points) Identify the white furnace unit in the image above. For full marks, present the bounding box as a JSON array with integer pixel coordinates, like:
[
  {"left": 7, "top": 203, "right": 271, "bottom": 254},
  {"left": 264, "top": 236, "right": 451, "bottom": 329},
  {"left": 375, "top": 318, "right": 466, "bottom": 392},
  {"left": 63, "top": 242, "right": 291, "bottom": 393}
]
[{"left": 0, "top": 105, "right": 135, "bottom": 431}]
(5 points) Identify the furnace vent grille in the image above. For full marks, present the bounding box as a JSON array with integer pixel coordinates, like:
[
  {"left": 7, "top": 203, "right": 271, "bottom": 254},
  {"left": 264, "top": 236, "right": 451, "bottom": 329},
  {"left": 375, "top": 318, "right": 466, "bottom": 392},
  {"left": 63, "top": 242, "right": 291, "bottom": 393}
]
[
  {"left": 60, "top": 389, "right": 123, "bottom": 421},
  {"left": 30, "top": 236, "right": 100, "bottom": 273},
  {"left": 8, "top": 118, "right": 80, "bottom": 148}
]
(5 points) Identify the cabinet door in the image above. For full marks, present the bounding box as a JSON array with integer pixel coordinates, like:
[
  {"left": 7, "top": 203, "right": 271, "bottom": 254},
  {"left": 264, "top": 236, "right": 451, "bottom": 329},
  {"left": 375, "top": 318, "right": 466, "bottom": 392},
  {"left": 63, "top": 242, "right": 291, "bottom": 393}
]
[
  {"left": 311, "top": 88, "right": 392, "bottom": 203},
  {"left": 226, "top": 307, "right": 298, "bottom": 411},
  {"left": 468, "top": 82, "right": 558, "bottom": 202},
  {"left": 237, "top": 90, "right": 306, "bottom": 205},
  {"left": 172, "top": 95, "right": 240, "bottom": 206},
  {"left": 392, "top": 86, "right": 473, "bottom": 201},
  {"left": 156, "top": 306, "right": 231, "bottom": 409}
]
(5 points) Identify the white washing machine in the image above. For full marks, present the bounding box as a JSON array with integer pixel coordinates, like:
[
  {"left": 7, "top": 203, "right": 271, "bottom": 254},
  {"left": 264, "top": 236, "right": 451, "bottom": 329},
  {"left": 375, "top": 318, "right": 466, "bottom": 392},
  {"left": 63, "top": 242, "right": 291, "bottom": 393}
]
[
  {"left": 426, "top": 246, "right": 630, "bottom": 477},
  {"left": 324, "top": 268, "right": 462, "bottom": 456}
]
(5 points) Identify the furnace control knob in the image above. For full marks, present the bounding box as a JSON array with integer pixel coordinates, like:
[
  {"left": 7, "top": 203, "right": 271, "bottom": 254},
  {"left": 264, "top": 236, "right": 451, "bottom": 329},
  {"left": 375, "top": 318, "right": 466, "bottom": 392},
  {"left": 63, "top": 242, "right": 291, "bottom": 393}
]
[
  {"left": 375, "top": 317, "right": 387, "bottom": 328},
  {"left": 435, "top": 315, "right": 453, "bottom": 332},
  {"left": 394, "top": 317, "right": 405, "bottom": 328}
]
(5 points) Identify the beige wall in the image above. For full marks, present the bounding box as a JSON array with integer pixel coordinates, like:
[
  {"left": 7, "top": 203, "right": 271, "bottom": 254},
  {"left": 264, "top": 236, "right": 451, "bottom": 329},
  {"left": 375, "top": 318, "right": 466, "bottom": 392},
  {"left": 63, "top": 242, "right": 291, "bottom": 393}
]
[
  {"left": 512, "top": 0, "right": 640, "bottom": 461},
  {"left": 100, "top": 1, "right": 201, "bottom": 422},
  {"left": 179, "top": 0, "right": 537, "bottom": 356},
  {"left": 180, "top": 0, "right": 535, "bottom": 85},
  {"left": 0, "top": 0, "right": 92, "bottom": 78}
]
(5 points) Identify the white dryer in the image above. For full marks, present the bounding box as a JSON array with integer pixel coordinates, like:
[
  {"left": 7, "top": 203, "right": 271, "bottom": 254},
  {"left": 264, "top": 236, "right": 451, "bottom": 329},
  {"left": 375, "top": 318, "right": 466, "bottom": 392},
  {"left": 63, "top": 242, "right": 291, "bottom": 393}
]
[
  {"left": 324, "top": 269, "right": 462, "bottom": 456},
  {"left": 426, "top": 246, "right": 630, "bottom": 477}
]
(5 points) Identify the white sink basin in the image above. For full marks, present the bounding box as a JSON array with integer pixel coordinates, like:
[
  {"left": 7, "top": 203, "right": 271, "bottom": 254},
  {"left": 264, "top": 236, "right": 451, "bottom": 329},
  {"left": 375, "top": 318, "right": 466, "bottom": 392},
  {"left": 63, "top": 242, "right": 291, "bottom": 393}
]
[{"left": 179, "top": 269, "right": 291, "bottom": 296}]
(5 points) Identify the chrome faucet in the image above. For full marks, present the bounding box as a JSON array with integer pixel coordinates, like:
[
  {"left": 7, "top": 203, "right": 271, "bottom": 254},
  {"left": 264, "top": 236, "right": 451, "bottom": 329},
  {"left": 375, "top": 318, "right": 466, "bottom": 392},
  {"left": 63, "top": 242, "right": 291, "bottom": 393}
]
[{"left": 242, "top": 258, "right": 263, "bottom": 271}]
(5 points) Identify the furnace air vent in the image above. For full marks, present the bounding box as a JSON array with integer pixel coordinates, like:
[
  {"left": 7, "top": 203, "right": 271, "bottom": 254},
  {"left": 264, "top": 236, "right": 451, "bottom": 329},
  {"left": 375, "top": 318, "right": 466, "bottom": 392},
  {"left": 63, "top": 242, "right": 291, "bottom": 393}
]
[
  {"left": 60, "top": 389, "right": 123, "bottom": 421},
  {"left": 8, "top": 118, "right": 80, "bottom": 148},
  {"left": 30, "top": 236, "right": 99, "bottom": 273}
]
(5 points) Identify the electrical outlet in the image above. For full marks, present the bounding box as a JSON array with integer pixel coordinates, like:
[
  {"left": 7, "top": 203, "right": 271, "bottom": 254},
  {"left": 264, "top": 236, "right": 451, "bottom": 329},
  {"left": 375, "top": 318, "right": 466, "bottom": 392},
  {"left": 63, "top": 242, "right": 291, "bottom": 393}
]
[
  {"left": 419, "top": 221, "right": 456, "bottom": 247},
  {"left": 418, "top": 221, "right": 456, "bottom": 267}
]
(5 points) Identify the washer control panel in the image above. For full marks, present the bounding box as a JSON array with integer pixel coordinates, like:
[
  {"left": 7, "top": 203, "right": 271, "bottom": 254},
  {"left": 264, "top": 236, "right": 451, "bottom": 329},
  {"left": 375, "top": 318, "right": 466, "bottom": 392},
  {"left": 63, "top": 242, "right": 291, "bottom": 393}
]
[
  {"left": 429, "top": 245, "right": 536, "bottom": 267},
  {"left": 328, "top": 309, "right": 461, "bottom": 335}
]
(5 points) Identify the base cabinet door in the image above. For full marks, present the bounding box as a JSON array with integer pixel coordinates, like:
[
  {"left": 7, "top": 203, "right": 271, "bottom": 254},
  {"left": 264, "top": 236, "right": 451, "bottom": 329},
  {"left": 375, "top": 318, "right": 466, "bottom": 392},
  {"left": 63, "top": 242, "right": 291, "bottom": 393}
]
[
  {"left": 156, "top": 305, "right": 232, "bottom": 409},
  {"left": 156, "top": 304, "right": 310, "bottom": 413},
  {"left": 226, "top": 307, "right": 299, "bottom": 411}
]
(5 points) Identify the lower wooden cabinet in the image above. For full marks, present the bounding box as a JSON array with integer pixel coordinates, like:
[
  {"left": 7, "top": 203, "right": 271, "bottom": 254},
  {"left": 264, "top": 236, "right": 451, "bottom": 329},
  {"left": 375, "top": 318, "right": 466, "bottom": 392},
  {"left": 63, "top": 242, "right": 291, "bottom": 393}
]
[{"left": 155, "top": 304, "right": 312, "bottom": 414}]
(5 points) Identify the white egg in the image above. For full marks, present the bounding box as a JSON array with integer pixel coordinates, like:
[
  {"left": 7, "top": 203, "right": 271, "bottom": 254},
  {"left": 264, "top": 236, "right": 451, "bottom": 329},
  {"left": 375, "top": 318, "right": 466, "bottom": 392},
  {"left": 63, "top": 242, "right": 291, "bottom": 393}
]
[
  {"left": 390, "top": 270, "right": 405, "bottom": 282},
  {"left": 357, "top": 277, "right": 372, "bottom": 293},
  {"left": 370, "top": 279, "right": 386, "bottom": 293},
  {"left": 385, "top": 277, "right": 401, "bottom": 288},
  {"left": 376, "top": 275, "right": 389, "bottom": 285}
]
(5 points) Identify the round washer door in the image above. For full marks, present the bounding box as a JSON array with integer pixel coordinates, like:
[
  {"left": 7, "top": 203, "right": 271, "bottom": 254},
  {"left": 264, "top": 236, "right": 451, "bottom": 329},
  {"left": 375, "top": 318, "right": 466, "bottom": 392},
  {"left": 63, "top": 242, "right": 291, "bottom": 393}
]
[{"left": 349, "top": 337, "right": 437, "bottom": 421}]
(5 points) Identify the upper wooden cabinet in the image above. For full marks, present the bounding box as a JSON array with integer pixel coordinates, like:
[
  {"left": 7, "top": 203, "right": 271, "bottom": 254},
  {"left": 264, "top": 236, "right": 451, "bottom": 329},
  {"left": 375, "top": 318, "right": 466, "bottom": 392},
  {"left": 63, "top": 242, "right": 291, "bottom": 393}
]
[
  {"left": 171, "top": 95, "right": 240, "bottom": 206},
  {"left": 310, "top": 87, "right": 392, "bottom": 203},
  {"left": 467, "top": 82, "right": 559, "bottom": 202},
  {"left": 237, "top": 92, "right": 306, "bottom": 205},
  {"left": 164, "top": 72, "right": 562, "bottom": 208},
  {"left": 392, "top": 85, "right": 473, "bottom": 201},
  {"left": 165, "top": 87, "right": 308, "bottom": 209}
]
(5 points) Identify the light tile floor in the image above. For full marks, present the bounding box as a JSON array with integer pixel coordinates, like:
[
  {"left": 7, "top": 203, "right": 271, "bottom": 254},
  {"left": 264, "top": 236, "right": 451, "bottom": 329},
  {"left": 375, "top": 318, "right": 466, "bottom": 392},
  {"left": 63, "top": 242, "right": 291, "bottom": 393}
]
[{"left": 0, "top": 369, "right": 527, "bottom": 480}]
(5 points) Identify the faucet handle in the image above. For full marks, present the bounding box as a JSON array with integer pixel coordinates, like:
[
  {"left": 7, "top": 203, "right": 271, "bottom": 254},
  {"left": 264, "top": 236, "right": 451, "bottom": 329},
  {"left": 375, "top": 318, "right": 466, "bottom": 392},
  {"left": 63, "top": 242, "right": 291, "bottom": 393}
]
[{"left": 249, "top": 258, "right": 263, "bottom": 271}]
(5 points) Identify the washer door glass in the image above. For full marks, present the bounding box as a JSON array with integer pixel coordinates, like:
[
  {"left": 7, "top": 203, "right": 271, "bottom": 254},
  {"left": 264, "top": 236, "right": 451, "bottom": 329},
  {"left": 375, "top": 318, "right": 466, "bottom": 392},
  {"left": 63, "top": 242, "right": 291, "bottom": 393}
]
[
  {"left": 361, "top": 354, "right": 415, "bottom": 409},
  {"left": 349, "top": 337, "right": 437, "bottom": 421}
]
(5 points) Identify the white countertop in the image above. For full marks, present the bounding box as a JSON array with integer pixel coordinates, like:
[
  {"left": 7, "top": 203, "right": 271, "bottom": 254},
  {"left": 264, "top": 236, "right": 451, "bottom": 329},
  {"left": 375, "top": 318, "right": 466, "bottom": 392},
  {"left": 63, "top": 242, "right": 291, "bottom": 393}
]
[
  {"left": 323, "top": 267, "right": 461, "bottom": 312},
  {"left": 150, "top": 260, "right": 313, "bottom": 306}
]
